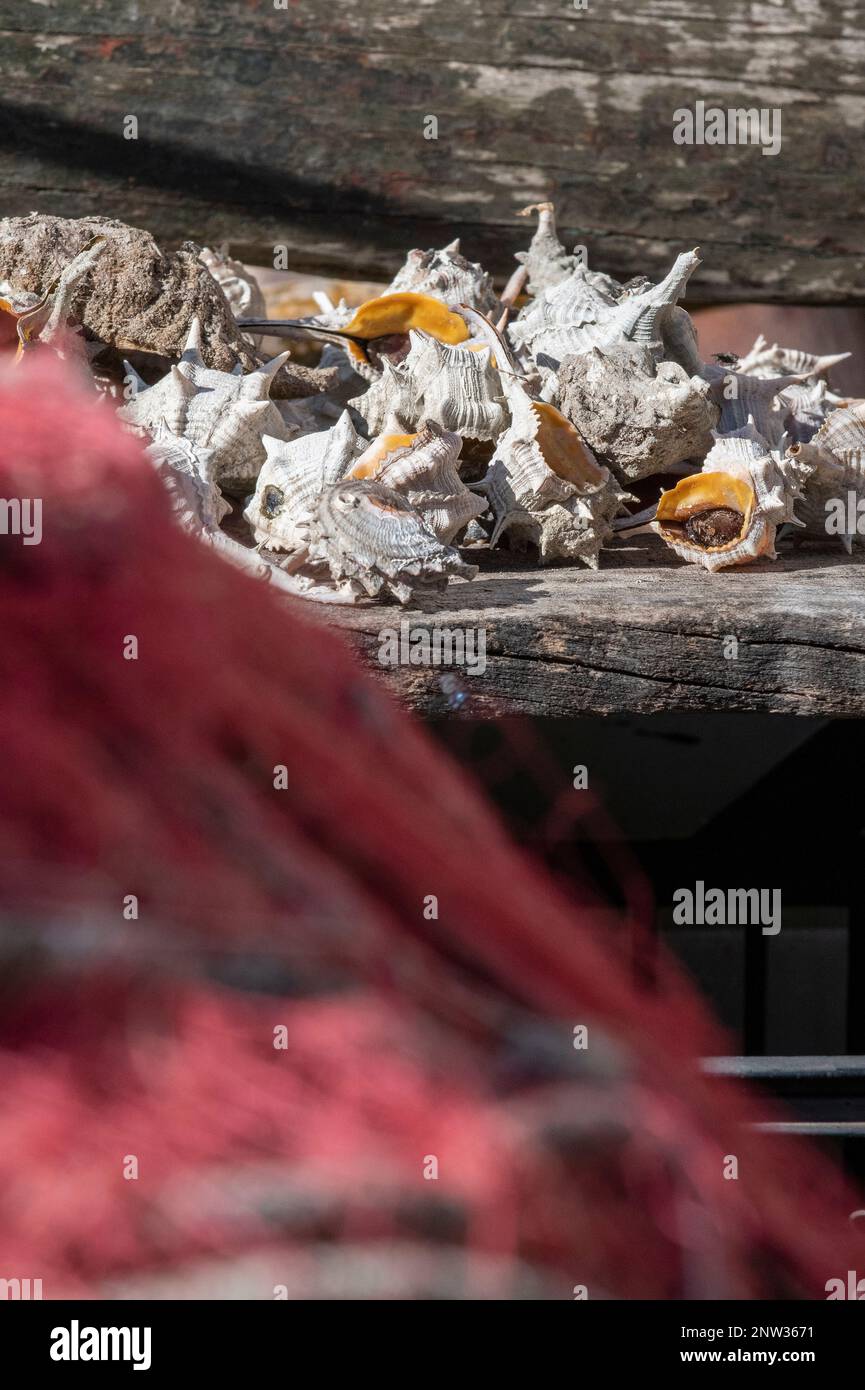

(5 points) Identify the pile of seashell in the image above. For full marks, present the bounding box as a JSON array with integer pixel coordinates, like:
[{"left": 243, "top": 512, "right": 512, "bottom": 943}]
[{"left": 0, "top": 205, "right": 861, "bottom": 604}]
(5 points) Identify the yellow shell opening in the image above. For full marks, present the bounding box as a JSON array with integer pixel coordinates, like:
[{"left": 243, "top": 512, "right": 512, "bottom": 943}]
[
  {"left": 532, "top": 403, "right": 605, "bottom": 487},
  {"left": 655, "top": 471, "right": 754, "bottom": 547},
  {"left": 348, "top": 431, "right": 417, "bottom": 480},
  {"left": 343, "top": 293, "right": 469, "bottom": 347}
]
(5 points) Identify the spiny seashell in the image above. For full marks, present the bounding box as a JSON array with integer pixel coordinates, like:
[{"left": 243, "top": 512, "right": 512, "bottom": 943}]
[
  {"left": 239, "top": 291, "right": 470, "bottom": 386},
  {"left": 777, "top": 378, "right": 838, "bottom": 447},
  {"left": 349, "top": 330, "right": 507, "bottom": 441},
  {"left": 348, "top": 418, "right": 486, "bottom": 543},
  {"left": 653, "top": 423, "right": 812, "bottom": 571},
  {"left": 244, "top": 410, "right": 364, "bottom": 553},
  {"left": 699, "top": 363, "right": 811, "bottom": 453},
  {"left": 476, "top": 377, "right": 630, "bottom": 566},
  {"left": 118, "top": 317, "right": 294, "bottom": 496},
  {"left": 0, "top": 213, "right": 333, "bottom": 398},
  {"left": 146, "top": 423, "right": 347, "bottom": 601},
  {"left": 296, "top": 478, "right": 478, "bottom": 604},
  {"left": 514, "top": 202, "right": 621, "bottom": 299},
  {"left": 513, "top": 249, "right": 702, "bottom": 373},
  {"left": 509, "top": 267, "right": 618, "bottom": 363},
  {"left": 554, "top": 343, "right": 719, "bottom": 482},
  {"left": 147, "top": 425, "right": 230, "bottom": 534},
  {"left": 736, "top": 334, "right": 850, "bottom": 382},
  {"left": 386, "top": 239, "right": 499, "bottom": 316},
  {"left": 786, "top": 400, "right": 865, "bottom": 551}
]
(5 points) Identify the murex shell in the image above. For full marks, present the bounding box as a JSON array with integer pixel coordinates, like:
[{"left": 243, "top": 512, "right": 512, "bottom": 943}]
[
  {"left": 736, "top": 333, "right": 850, "bottom": 382},
  {"left": 146, "top": 422, "right": 346, "bottom": 602},
  {"left": 510, "top": 247, "right": 702, "bottom": 373},
  {"left": 786, "top": 400, "right": 865, "bottom": 551},
  {"left": 244, "top": 411, "right": 364, "bottom": 553},
  {"left": 554, "top": 343, "right": 719, "bottom": 482},
  {"left": 349, "top": 330, "right": 507, "bottom": 440},
  {"left": 118, "top": 317, "right": 293, "bottom": 495},
  {"left": 296, "top": 479, "right": 478, "bottom": 604},
  {"left": 477, "top": 375, "right": 630, "bottom": 566},
  {"left": 386, "top": 238, "right": 499, "bottom": 317},
  {"left": 653, "top": 423, "right": 813, "bottom": 571},
  {"left": 348, "top": 419, "right": 486, "bottom": 543}
]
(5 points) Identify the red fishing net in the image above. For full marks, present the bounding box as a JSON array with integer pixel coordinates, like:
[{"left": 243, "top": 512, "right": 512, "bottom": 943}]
[{"left": 0, "top": 357, "right": 861, "bottom": 1298}]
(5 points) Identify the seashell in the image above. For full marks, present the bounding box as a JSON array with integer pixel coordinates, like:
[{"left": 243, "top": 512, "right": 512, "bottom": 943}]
[
  {"left": 348, "top": 330, "right": 508, "bottom": 441},
  {"left": 699, "top": 363, "right": 812, "bottom": 453},
  {"left": 386, "top": 238, "right": 499, "bottom": 316},
  {"left": 147, "top": 425, "right": 230, "bottom": 535},
  {"left": 295, "top": 478, "right": 478, "bottom": 604},
  {"left": 476, "top": 375, "right": 631, "bottom": 566},
  {"left": 786, "top": 400, "right": 865, "bottom": 551},
  {"left": 239, "top": 290, "right": 470, "bottom": 386},
  {"left": 512, "top": 248, "right": 702, "bottom": 374},
  {"left": 736, "top": 334, "right": 850, "bottom": 383},
  {"left": 117, "top": 317, "right": 294, "bottom": 496},
  {"left": 653, "top": 423, "right": 812, "bottom": 571},
  {"left": 0, "top": 213, "right": 332, "bottom": 398},
  {"left": 199, "top": 246, "right": 266, "bottom": 349},
  {"left": 554, "top": 343, "right": 719, "bottom": 482},
  {"left": 146, "top": 422, "right": 349, "bottom": 601},
  {"left": 199, "top": 247, "right": 266, "bottom": 322},
  {"left": 348, "top": 418, "right": 486, "bottom": 543},
  {"left": 776, "top": 378, "right": 838, "bottom": 447},
  {"left": 243, "top": 410, "right": 364, "bottom": 553},
  {"left": 8, "top": 239, "right": 107, "bottom": 366},
  {"left": 514, "top": 202, "right": 622, "bottom": 299}
]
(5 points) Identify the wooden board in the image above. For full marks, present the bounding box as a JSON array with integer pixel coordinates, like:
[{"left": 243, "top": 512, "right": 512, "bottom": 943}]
[
  {"left": 327, "top": 542, "right": 865, "bottom": 716},
  {"left": 2, "top": 0, "right": 864, "bottom": 301}
]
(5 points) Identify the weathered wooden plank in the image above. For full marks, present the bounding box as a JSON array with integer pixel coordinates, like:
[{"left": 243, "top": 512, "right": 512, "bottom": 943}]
[
  {"left": 1, "top": 0, "right": 863, "bottom": 300},
  {"left": 326, "top": 543, "right": 865, "bottom": 717}
]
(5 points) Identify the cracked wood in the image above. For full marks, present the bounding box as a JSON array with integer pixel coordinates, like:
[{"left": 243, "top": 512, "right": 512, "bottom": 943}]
[
  {"left": 326, "top": 543, "right": 865, "bottom": 716},
  {"left": 2, "top": 0, "right": 864, "bottom": 300}
]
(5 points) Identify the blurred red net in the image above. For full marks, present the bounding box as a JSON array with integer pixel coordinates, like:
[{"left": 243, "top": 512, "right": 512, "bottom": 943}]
[{"left": 0, "top": 357, "right": 861, "bottom": 1299}]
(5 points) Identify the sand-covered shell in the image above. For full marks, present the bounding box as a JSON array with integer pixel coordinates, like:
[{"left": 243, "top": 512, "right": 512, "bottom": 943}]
[
  {"left": 118, "top": 317, "right": 293, "bottom": 495},
  {"left": 349, "top": 330, "right": 507, "bottom": 441},
  {"left": 348, "top": 419, "right": 486, "bottom": 543},
  {"left": 244, "top": 411, "right": 363, "bottom": 553},
  {"left": 511, "top": 248, "right": 702, "bottom": 374},
  {"left": 0, "top": 213, "right": 333, "bottom": 398},
  {"left": 296, "top": 479, "right": 478, "bottom": 604},
  {"left": 786, "top": 400, "right": 865, "bottom": 551},
  {"left": 653, "top": 423, "right": 812, "bottom": 571},
  {"left": 386, "top": 239, "right": 499, "bottom": 316},
  {"left": 7, "top": 239, "right": 107, "bottom": 365},
  {"left": 554, "top": 343, "right": 719, "bottom": 482},
  {"left": 476, "top": 377, "right": 630, "bottom": 566}
]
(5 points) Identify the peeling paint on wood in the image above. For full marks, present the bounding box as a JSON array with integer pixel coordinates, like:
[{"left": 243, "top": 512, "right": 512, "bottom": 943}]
[{"left": 1, "top": 0, "right": 863, "bottom": 300}]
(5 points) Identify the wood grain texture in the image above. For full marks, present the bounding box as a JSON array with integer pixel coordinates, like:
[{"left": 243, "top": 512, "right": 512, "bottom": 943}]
[
  {"left": 1, "top": 0, "right": 864, "bottom": 301},
  {"left": 327, "top": 544, "right": 865, "bottom": 717}
]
